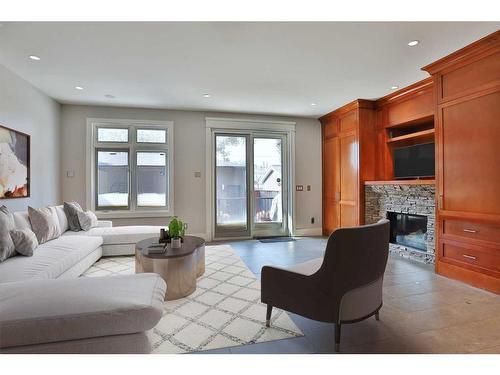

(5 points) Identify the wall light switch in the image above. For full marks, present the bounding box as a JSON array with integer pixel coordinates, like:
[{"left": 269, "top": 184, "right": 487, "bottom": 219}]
[
  {"left": 194, "top": 171, "right": 201, "bottom": 178},
  {"left": 66, "top": 170, "right": 75, "bottom": 178},
  {"left": 296, "top": 185, "right": 304, "bottom": 191},
  {"left": 307, "top": 185, "right": 311, "bottom": 191}
]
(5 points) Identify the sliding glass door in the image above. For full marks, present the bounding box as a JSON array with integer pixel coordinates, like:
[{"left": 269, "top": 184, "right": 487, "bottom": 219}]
[
  {"left": 214, "top": 132, "right": 288, "bottom": 239},
  {"left": 214, "top": 134, "right": 251, "bottom": 238},
  {"left": 252, "top": 135, "right": 287, "bottom": 237}
]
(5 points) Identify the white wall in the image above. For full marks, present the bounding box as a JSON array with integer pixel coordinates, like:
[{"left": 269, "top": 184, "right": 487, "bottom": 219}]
[
  {"left": 0, "top": 64, "right": 61, "bottom": 212},
  {"left": 60, "top": 104, "right": 322, "bottom": 237}
]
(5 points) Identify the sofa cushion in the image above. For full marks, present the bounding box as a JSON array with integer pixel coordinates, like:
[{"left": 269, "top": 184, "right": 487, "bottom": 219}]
[
  {"left": 54, "top": 205, "right": 69, "bottom": 233},
  {"left": 64, "top": 202, "right": 83, "bottom": 231},
  {"left": 0, "top": 235, "right": 103, "bottom": 283},
  {"left": 77, "top": 210, "right": 98, "bottom": 231},
  {"left": 28, "top": 206, "right": 62, "bottom": 244},
  {"left": 0, "top": 273, "right": 166, "bottom": 349},
  {"left": 0, "top": 206, "right": 16, "bottom": 262},
  {"left": 63, "top": 225, "right": 163, "bottom": 245},
  {"left": 9, "top": 228, "right": 38, "bottom": 257},
  {"left": 13, "top": 211, "right": 32, "bottom": 231}
]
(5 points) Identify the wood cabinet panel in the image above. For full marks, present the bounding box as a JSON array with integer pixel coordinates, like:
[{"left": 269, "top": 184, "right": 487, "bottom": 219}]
[
  {"left": 322, "top": 136, "right": 340, "bottom": 235},
  {"left": 340, "top": 204, "right": 358, "bottom": 227},
  {"left": 441, "top": 51, "right": 500, "bottom": 101},
  {"left": 385, "top": 89, "right": 434, "bottom": 126},
  {"left": 323, "top": 137, "right": 338, "bottom": 199},
  {"left": 340, "top": 132, "right": 358, "bottom": 202},
  {"left": 322, "top": 119, "right": 338, "bottom": 140},
  {"left": 323, "top": 198, "right": 339, "bottom": 235},
  {"left": 339, "top": 111, "right": 357, "bottom": 133},
  {"left": 440, "top": 91, "right": 500, "bottom": 215}
]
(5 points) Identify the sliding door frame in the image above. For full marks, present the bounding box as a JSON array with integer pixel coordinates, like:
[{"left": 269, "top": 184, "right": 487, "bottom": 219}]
[{"left": 205, "top": 117, "right": 296, "bottom": 242}]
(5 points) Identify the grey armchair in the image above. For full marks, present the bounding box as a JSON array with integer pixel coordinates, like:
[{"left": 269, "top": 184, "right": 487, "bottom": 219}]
[{"left": 261, "top": 219, "right": 390, "bottom": 352}]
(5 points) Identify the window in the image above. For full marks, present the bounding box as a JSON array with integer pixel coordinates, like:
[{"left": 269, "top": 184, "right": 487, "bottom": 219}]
[
  {"left": 97, "top": 150, "right": 129, "bottom": 208},
  {"left": 87, "top": 119, "right": 174, "bottom": 217},
  {"left": 136, "top": 151, "right": 167, "bottom": 207}
]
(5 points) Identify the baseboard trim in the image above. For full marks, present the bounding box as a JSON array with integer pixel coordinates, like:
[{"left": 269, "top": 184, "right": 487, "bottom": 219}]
[{"left": 292, "top": 227, "right": 323, "bottom": 237}]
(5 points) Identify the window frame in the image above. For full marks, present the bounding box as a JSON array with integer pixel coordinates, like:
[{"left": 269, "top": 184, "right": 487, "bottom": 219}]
[{"left": 86, "top": 118, "right": 174, "bottom": 218}]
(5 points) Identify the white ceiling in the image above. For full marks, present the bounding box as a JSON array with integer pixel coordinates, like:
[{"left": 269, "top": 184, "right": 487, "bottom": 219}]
[{"left": 0, "top": 22, "right": 498, "bottom": 118}]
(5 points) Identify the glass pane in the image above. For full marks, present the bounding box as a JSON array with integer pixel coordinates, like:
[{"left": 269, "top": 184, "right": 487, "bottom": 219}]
[
  {"left": 215, "top": 135, "right": 247, "bottom": 228},
  {"left": 97, "top": 127, "right": 129, "bottom": 142},
  {"left": 97, "top": 151, "right": 129, "bottom": 207},
  {"left": 137, "top": 152, "right": 167, "bottom": 207},
  {"left": 137, "top": 129, "right": 167, "bottom": 143},
  {"left": 253, "top": 138, "right": 282, "bottom": 223}
]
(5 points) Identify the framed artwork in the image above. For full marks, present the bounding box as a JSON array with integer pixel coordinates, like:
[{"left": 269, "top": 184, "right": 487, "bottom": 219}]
[{"left": 0, "top": 124, "right": 30, "bottom": 199}]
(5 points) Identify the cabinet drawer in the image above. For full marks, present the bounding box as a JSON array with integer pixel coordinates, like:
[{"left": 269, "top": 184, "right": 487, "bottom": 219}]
[
  {"left": 442, "top": 242, "right": 500, "bottom": 273},
  {"left": 443, "top": 219, "right": 500, "bottom": 244}
]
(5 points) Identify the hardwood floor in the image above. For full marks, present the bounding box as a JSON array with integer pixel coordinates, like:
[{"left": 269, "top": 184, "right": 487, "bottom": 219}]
[{"left": 200, "top": 237, "right": 500, "bottom": 354}]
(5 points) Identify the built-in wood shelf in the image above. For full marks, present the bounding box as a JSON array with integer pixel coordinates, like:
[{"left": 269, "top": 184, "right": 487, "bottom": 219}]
[
  {"left": 364, "top": 179, "right": 435, "bottom": 186},
  {"left": 386, "top": 128, "right": 435, "bottom": 144}
]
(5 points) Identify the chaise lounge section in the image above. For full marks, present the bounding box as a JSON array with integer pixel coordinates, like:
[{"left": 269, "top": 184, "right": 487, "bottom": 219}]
[
  {"left": 0, "top": 204, "right": 168, "bottom": 353},
  {"left": 0, "top": 274, "right": 166, "bottom": 353}
]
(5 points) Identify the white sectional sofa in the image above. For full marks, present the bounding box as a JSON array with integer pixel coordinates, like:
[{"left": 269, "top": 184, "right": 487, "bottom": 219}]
[{"left": 0, "top": 205, "right": 168, "bottom": 353}]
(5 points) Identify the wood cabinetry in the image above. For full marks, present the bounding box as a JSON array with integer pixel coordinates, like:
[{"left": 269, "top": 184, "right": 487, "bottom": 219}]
[
  {"left": 320, "top": 100, "right": 376, "bottom": 235},
  {"left": 374, "top": 78, "right": 435, "bottom": 181},
  {"left": 422, "top": 30, "right": 500, "bottom": 293}
]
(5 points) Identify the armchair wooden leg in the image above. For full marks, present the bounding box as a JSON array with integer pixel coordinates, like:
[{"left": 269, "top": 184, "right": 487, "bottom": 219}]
[
  {"left": 375, "top": 311, "right": 380, "bottom": 321},
  {"left": 266, "top": 305, "right": 272, "bottom": 327},
  {"left": 334, "top": 323, "right": 341, "bottom": 352}
]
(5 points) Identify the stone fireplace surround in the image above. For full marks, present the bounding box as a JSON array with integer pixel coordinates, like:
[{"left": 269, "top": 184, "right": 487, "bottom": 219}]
[{"left": 365, "top": 183, "right": 435, "bottom": 264}]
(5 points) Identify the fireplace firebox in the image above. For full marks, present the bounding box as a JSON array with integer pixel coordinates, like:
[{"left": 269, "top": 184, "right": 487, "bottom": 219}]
[{"left": 387, "top": 212, "right": 428, "bottom": 252}]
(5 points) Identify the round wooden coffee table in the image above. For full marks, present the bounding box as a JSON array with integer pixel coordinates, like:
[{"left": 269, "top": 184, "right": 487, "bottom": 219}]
[{"left": 135, "top": 236, "right": 205, "bottom": 300}]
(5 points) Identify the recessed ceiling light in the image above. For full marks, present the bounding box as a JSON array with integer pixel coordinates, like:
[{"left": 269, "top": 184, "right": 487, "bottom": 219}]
[
  {"left": 391, "top": 85, "right": 399, "bottom": 90},
  {"left": 75, "top": 86, "right": 84, "bottom": 90},
  {"left": 408, "top": 40, "right": 420, "bottom": 47},
  {"left": 29, "top": 55, "right": 41, "bottom": 61},
  {"left": 203, "top": 94, "right": 211, "bottom": 98},
  {"left": 311, "top": 103, "right": 317, "bottom": 106},
  {"left": 104, "top": 94, "right": 115, "bottom": 99}
]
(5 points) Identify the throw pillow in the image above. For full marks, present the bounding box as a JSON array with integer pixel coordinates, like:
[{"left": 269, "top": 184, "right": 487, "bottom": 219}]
[
  {"left": 0, "top": 205, "right": 16, "bottom": 262},
  {"left": 28, "top": 206, "right": 62, "bottom": 244},
  {"left": 77, "top": 210, "right": 98, "bottom": 231},
  {"left": 10, "top": 228, "right": 38, "bottom": 256},
  {"left": 64, "top": 202, "right": 83, "bottom": 231}
]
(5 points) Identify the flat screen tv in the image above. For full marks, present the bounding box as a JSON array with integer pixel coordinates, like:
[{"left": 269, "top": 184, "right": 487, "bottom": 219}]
[{"left": 393, "top": 143, "right": 435, "bottom": 179}]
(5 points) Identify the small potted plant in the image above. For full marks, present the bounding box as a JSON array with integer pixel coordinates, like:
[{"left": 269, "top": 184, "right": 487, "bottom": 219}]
[{"left": 168, "top": 217, "right": 186, "bottom": 249}]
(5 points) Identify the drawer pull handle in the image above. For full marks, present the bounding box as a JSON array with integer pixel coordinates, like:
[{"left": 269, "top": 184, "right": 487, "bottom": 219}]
[
  {"left": 463, "top": 254, "right": 477, "bottom": 260},
  {"left": 463, "top": 229, "right": 477, "bottom": 233}
]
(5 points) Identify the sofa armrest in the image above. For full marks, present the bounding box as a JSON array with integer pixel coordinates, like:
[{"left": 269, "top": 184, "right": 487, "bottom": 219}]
[{"left": 96, "top": 220, "right": 113, "bottom": 228}]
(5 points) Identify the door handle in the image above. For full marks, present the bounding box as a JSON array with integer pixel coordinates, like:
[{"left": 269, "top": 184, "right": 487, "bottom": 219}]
[{"left": 438, "top": 194, "right": 443, "bottom": 210}]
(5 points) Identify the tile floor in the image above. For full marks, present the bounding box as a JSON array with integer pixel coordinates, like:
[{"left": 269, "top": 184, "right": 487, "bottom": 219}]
[{"left": 199, "top": 237, "right": 500, "bottom": 354}]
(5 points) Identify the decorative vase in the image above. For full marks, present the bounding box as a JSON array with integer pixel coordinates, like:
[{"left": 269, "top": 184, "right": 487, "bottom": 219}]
[{"left": 171, "top": 237, "right": 182, "bottom": 249}]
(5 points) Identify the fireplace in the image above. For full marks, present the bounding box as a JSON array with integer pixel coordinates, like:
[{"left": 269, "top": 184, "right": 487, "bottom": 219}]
[{"left": 387, "top": 212, "right": 428, "bottom": 252}]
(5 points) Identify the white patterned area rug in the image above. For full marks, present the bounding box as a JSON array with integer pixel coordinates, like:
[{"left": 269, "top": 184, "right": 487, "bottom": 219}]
[{"left": 82, "top": 244, "right": 303, "bottom": 353}]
